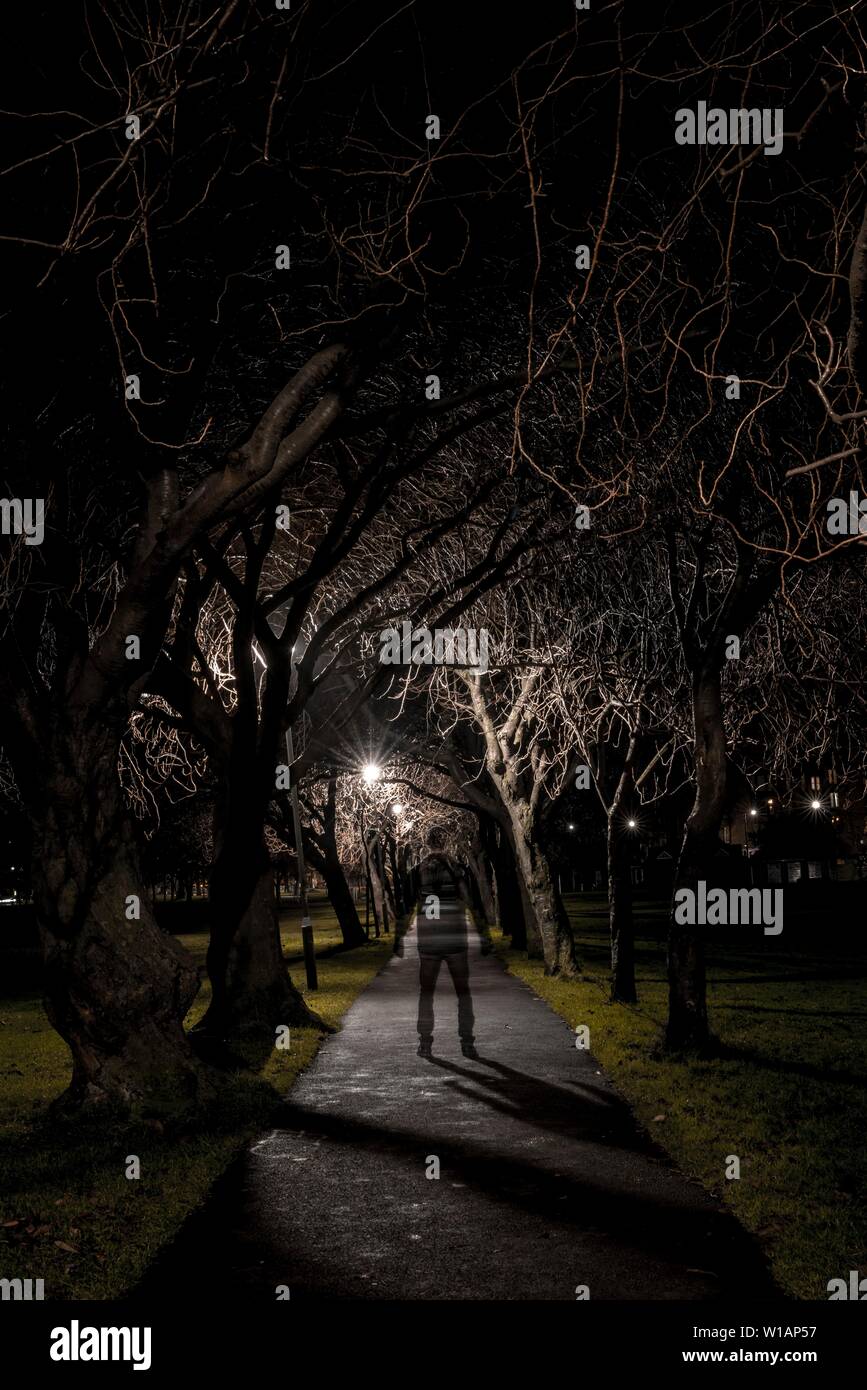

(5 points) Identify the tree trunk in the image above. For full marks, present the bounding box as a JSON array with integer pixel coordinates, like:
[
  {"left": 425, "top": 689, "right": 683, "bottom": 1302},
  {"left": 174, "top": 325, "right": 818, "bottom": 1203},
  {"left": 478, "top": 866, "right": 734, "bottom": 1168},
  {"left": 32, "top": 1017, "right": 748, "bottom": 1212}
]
[
  {"left": 379, "top": 839, "right": 395, "bottom": 923},
  {"left": 304, "top": 831, "right": 366, "bottom": 948},
  {"left": 466, "top": 853, "right": 494, "bottom": 927},
  {"left": 397, "top": 842, "right": 415, "bottom": 917},
  {"left": 34, "top": 717, "right": 209, "bottom": 1116},
  {"left": 477, "top": 814, "right": 500, "bottom": 923},
  {"left": 320, "top": 776, "right": 365, "bottom": 945},
  {"left": 367, "top": 835, "right": 389, "bottom": 934},
  {"left": 324, "top": 856, "right": 367, "bottom": 946},
  {"left": 607, "top": 811, "right": 637, "bottom": 1003},
  {"left": 666, "top": 666, "right": 725, "bottom": 1050},
  {"left": 509, "top": 811, "right": 578, "bottom": 976},
  {"left": 201, "top": 818, "right": 317, "bottom": 1041},
  {"left": 386, "top": 835, "right": 405, "bottom": 917},
  {"left": 467, "top": 828, "right": 496, "bottom": 928},
  {"left": 364, "top": 832, "right": 384, "bottom": 936},
  {"left": 491, "top": 826, "right": 527, "bottom": 948},
  {"left": 217, "top": 863, "right": 312, "bottom": 1037}
]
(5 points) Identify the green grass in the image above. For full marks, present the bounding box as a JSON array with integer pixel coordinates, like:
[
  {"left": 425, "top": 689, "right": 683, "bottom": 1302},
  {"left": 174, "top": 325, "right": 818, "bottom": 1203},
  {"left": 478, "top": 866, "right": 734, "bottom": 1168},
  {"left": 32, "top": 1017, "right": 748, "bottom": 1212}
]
[
  {"left": 0, "top": 901, "right": 392, "bottom": 1299},
  {"left": 497, "top": 893, "right": 867, "bottom": 1300}
]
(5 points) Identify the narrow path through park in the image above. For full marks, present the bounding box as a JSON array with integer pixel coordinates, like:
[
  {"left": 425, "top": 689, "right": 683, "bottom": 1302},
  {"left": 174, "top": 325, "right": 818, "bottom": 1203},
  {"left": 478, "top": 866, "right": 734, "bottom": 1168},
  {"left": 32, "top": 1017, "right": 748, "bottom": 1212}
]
[{"left": 141, "top": 907, "right": 778, "bottom": 1301}]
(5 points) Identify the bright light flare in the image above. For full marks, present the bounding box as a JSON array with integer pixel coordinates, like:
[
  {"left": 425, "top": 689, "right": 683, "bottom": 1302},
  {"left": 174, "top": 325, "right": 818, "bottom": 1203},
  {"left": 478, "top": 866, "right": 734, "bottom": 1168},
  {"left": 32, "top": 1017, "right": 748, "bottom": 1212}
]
[{"left": 361, "top": 763, "right": 381, "bottom": 785}]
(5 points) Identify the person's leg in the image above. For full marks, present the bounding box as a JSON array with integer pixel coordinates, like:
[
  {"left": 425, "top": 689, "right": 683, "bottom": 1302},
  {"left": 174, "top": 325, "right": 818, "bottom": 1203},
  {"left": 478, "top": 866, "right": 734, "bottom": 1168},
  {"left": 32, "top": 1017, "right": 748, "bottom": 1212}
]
[
  {"left": 446, "top": 951, "right": 475, "bottom": 1051},
  {"left": 417, "top": 954, "right": 441, "bottom": 1054}
]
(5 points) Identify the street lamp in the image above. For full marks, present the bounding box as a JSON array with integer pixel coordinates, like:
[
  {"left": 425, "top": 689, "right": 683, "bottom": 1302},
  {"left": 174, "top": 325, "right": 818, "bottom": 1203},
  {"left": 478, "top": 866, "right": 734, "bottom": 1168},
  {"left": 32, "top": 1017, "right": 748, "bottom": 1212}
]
[
  {"left": 362, "top": 763, "right": 381, "bottom": 785},
  {"left": 391, "top": 801, "right": 404, "bottom": 816}
]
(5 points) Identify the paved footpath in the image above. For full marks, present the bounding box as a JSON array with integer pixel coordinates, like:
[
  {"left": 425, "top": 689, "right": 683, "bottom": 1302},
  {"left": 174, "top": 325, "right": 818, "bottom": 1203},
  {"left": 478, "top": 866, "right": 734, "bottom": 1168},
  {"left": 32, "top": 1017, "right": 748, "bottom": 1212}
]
[{"left": 139, "top": 911, "right": 778, "bottom": 1301}]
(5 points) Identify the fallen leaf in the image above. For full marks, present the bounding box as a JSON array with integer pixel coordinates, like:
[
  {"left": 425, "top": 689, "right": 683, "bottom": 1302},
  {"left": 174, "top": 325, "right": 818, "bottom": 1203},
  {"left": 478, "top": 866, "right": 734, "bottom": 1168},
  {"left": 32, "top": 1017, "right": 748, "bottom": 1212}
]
[
  {"left": 54, "top": 1241, "right": 78, "bottom": 1253},
  {"left": 652, "top": 1114, "right": 666, "bottom": 1122}
]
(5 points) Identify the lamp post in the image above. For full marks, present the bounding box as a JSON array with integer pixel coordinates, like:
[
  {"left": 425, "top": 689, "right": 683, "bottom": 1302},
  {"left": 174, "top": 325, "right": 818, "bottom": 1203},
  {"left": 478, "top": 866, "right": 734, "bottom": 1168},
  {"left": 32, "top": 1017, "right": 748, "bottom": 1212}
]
[
  {"left": 359, "top": 765, "right": 383, "bottom": 937},
  {"left": 375, "top": 828, "right": 390, "bottom": 935}
]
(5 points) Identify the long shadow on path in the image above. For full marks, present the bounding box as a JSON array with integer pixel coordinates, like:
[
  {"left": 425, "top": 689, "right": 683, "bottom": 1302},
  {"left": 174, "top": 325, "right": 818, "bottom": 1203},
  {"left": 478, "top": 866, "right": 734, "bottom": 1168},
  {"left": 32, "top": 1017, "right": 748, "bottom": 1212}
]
[{"left": 136, "top": 913, "right": 779, "bottom": 1302}]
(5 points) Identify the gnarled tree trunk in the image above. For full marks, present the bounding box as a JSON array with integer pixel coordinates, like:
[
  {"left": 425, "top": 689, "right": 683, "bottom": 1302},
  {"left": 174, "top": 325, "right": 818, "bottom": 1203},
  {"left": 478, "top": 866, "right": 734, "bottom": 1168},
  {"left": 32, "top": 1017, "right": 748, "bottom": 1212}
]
[
  {"left": 34, "top": 715, "right": 208, "bottom": 1114},
  {"left": 201, "top": 795, "right": 317, "bottom": 1040},
  {"left": 218, "top": 862, "right": 311, "bottom": 1037}
]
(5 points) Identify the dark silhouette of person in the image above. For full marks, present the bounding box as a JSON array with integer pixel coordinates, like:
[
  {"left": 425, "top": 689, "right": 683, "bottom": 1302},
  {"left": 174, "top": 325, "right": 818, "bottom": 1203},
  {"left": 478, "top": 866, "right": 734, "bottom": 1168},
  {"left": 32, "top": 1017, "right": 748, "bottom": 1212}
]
[{"left": 415, "top": 834, "right": 477, "bottom": 1059}]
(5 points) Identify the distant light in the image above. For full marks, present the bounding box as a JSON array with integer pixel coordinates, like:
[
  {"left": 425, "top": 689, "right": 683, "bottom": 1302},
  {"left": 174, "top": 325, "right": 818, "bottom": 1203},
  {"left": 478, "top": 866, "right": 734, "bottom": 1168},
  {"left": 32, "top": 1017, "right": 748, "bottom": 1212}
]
[
  {"left": 627, "top": 819, "right": 636, "bottom": 829},
  {"left": 391, "top": 802, "right": 404, "bottom": 815},
  {"left": 567, "top": 823, "right": 575, "bottom": 831},
  {"left": 749, "top": 808, "right": 757, "bottom": 817},
  {"left": 810, "top": 799, "right": 821, "bottom": 811},
  {"left": 361, "top": 764, "right": 381, "bottom": 785}
]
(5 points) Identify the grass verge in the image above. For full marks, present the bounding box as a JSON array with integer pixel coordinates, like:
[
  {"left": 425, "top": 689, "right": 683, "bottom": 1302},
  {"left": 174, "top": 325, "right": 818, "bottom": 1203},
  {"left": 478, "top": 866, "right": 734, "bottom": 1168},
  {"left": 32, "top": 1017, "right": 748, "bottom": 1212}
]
[
  {"left": 0, "top": 903, "right": 392, "bottom": 1299},
  {"left": 496, "top": 894, "right": 867, "bottom": 1300}
]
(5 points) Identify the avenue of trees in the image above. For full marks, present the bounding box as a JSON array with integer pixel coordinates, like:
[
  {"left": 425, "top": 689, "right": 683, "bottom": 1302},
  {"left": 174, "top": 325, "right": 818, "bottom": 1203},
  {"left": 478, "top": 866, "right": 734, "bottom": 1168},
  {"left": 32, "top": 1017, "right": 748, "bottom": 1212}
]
[{"left": 1, "top": 1, "right": 865, "bottom": 1114}]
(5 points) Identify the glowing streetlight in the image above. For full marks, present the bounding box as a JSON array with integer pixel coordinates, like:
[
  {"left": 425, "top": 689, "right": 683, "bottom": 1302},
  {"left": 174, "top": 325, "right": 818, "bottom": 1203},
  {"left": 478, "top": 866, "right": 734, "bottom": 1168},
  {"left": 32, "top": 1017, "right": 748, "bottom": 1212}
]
[
  {"left": 391, "top": 801, "right": 404, "bottom": 815},
  {"left": 627, "top": 819, "right": 636, "bottom": 829},
  {"left": 362, "top": 763, "right": 381, "bottom": 785},
  {"left": 749, "top": 808, "right": 757, "bottom": 817},
  {"left": 567, "top": 823, "right": 575, "bottom": 831},
  {"left": 810, "top": 799, "right": 822, "bottom": 811}
]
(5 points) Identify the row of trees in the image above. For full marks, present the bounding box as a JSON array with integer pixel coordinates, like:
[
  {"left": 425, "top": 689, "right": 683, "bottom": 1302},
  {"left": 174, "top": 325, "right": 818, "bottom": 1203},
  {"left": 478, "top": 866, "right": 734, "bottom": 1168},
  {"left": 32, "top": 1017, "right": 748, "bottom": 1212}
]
[{"left": 1, "top": 1, "right": 865, "bottom": 1113}]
